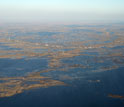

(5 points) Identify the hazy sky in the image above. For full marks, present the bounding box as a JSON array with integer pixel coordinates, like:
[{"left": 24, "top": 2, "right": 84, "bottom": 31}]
[{"left": 0, "top": 0, "right": 124, "bottom": 23}]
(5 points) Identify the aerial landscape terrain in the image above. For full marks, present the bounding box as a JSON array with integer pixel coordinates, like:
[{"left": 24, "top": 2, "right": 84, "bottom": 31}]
[
  {"left": 0, "top": 23, "right": 124, "bottom": 107},
  {"left": 0, "top": 0, "right": 124, "bottom": 107}
]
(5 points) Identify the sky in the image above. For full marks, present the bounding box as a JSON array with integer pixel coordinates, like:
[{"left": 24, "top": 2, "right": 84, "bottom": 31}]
[{"left": 0, "top": 0, "right": 124, "bottom": 23}]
